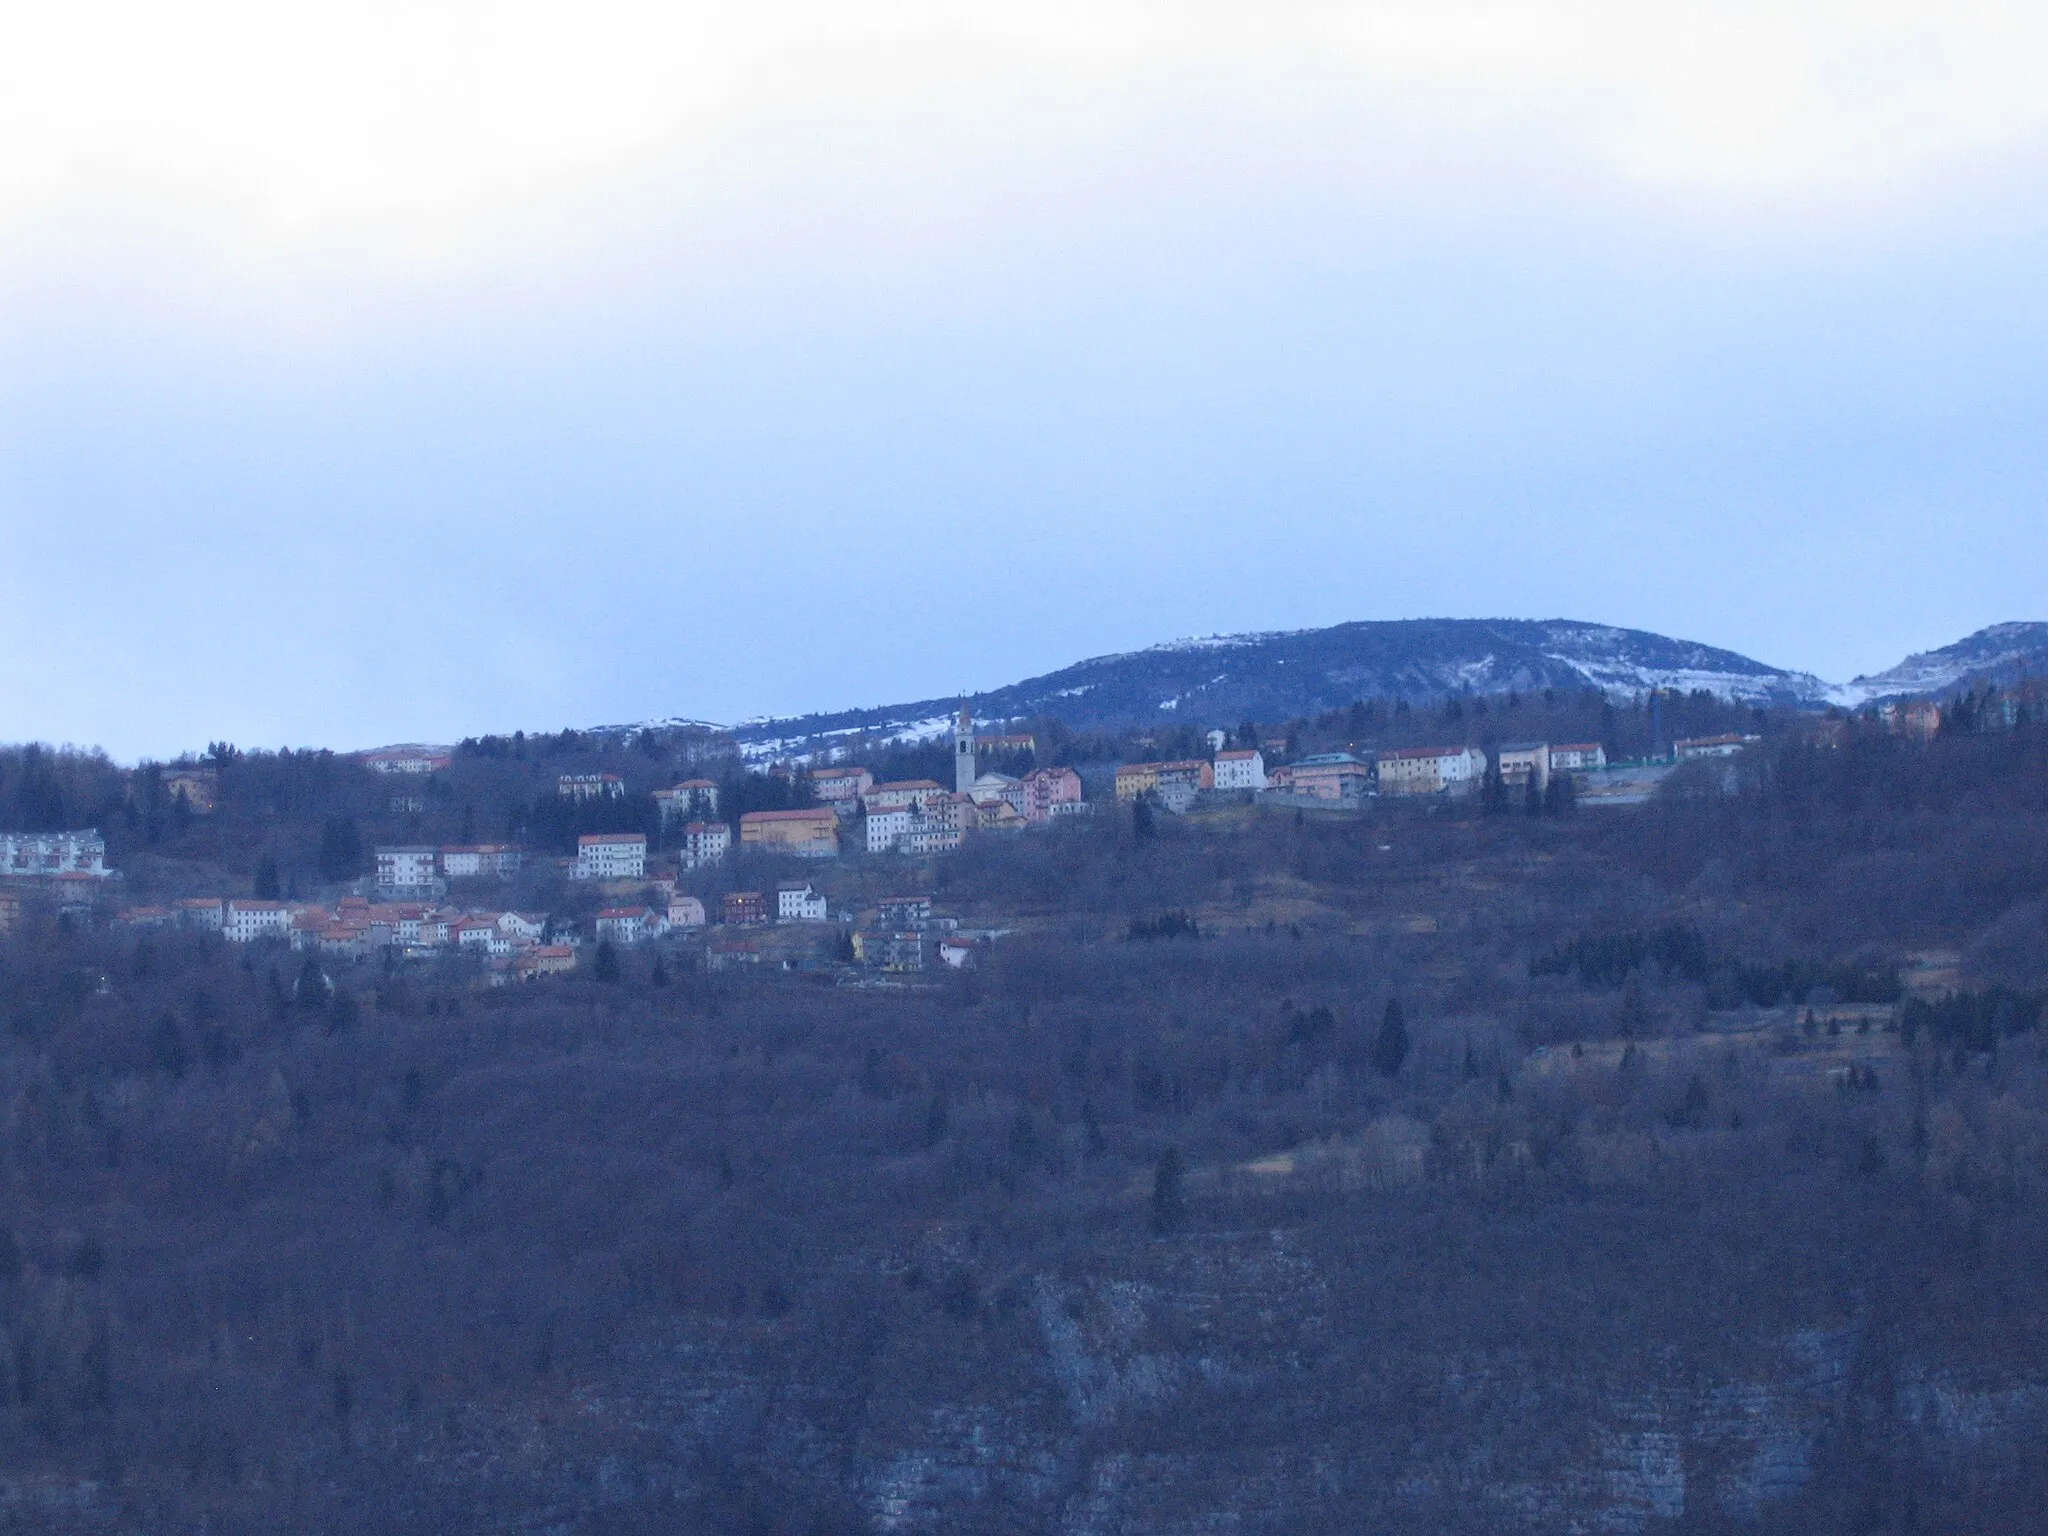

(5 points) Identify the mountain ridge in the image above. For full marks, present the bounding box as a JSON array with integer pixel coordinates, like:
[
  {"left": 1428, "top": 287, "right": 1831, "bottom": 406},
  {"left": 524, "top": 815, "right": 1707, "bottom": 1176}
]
[{"left": 575, "top": 618, "right": 2047, "bottom": 755}]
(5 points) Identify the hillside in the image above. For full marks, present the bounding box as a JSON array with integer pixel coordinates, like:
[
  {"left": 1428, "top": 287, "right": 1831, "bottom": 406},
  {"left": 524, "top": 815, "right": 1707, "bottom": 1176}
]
[
  {"left": 1828, "top": 621, "right": 2048, "bottom": 707},
  {"left": 722, "top": 618, "right": 1828, "bottom": 754},
  {"left": 6, "top": 721, "right": 2048, "bottom": 1532}
]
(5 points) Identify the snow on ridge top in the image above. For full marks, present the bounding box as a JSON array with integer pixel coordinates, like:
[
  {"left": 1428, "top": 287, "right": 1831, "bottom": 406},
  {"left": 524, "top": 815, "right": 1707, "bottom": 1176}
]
[
  {"left": 1143, "top": 631, "right": 1283, "bottom": 654},
  {"left": 585, "top": 716, "right": 728, "bottom": 737}
]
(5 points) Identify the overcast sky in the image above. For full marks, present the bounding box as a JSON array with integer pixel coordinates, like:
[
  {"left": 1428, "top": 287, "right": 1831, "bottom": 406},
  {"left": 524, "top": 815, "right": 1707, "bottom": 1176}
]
[{"left": 4, "top": 3, "right": 2046, "bottom": 760}]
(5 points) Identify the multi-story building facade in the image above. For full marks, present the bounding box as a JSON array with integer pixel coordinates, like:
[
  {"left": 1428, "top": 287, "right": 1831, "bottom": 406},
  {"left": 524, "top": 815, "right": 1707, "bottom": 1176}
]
[
  {"left": 438, "top": 844, "right": 522, "bottom": 879},
  {"left": 864, "top": 780, "right": 948, "bottom": 813},
  {"left": 1115, "top": 760, "right": 1213, "bottom": 801},
  {"left": 1495, "top": 743, "right": 1550, "bottom": 791},
  {"left": 1276, "top": 753, "right": 1373, "bottom": 801},
  {"left": 223, "top": 900, "right": 291, "bottom": 943},
  {"left": 722, "top": 891, "right": 770, "bottom": 926},
  {"left": 558, "top": 773, "right": 626, "bottom": 802},
  {"left": 499, "top": 910, "right": 548, "bottom": 944},
  {"left": 1212, "top": 749, "right": 1267, "bottom": 791},
  {"left": 777, "top": 882, "right": 829, "bottom": 921},
  {"left": 576, "top": 832, "right": 647, "bottom": 881},
  {"left": 1549, "top": 743, "right": 1607, "bottom": 772},
  {"left": 653, "top": 779, "right": 720, "bottom": 826},
  {"left": 680, "top": 820, "right": 731, "bottom": 869},
  {"left": 360, "top": 747, "right": 451, "bottom": 775},
  {"left": 1377, "top": 746, "right": 1488, "bottom": 796},
  {"left": 739, "top": 808, "right": 840, "bottom": 858},
  {"left": 0, "top": 829, "right": 111, "bottom": 878},
  {"left": 876, "top": 895, "right": 932, "bottom": 931},
  {"left": 595, "top": 906, "right": 663, "bottom": 945},
  {"left": 865, "top": 802, "right": 917, "bottom": 854},
  {"left": 374, "top": 846, "right": 443, "bottom": 897},
  {"left": 1022, "top": 765, "right": 1085, "bottom": 823},
  {"left": 809, "top": 766, "right": 874, "bottom": 811},
  {"left": 906, "top": 793, "right": 972, "bottom": 855}
]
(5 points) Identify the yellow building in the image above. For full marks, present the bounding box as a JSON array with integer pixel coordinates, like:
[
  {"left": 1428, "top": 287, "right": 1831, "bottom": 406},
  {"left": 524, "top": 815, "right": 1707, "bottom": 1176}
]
[
  {"left": 739, "top": 808, "right": 841, "bottom": 858},
  {"left": 1115, "top": 760, "right": 1212, "bottom": 801}
]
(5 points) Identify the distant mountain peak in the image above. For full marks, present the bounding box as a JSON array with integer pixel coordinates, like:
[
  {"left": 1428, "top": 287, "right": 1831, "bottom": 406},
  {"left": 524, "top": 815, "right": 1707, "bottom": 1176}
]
[{"left": 719, "top": 616, "right": 1828, "bottom": 754}]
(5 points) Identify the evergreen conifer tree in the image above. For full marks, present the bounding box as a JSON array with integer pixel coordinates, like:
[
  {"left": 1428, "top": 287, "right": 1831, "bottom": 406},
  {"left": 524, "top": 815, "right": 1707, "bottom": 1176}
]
[
  {"left": 149, "top": 1013, "right": 189, "bottom": 1080},
  {"left": 253, "top": 854, "right": 280, "bottom": 900},
  {"left": 1372, "top": 999, "right": 1410, "bottom": 1078},
  {"left": 1479, "top": 758, "right": 1507, "bottom": 816},
  {"left": 1150, "top": 1146, "right": 1186, "bottom": 1233}
]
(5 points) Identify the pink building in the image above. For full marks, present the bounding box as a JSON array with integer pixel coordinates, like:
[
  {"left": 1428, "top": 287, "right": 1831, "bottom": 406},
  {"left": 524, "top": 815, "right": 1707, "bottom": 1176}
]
[{"left": 1023, "top": 765, "right": 1085, "bottom": 824}]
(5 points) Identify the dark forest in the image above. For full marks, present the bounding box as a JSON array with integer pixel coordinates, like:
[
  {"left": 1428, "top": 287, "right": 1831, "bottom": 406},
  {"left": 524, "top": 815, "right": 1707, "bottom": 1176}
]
[{"left": 3, "top": 706, "right": 2048, "bottom": 1532}]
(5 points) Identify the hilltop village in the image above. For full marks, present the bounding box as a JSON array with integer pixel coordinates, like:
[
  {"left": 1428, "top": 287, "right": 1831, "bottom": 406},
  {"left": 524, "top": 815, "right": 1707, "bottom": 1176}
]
[{"left": 0, "top": 689, "right": 1969, "bottom": 983}]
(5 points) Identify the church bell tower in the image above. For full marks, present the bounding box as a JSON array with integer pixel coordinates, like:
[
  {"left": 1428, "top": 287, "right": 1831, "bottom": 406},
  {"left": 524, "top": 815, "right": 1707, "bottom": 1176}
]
[{"left": 954, "top": 703, "right": 975, "bottom": 793}]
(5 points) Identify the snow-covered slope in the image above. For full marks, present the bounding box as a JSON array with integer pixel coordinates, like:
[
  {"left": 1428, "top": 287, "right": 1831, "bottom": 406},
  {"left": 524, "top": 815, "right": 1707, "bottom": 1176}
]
[{"left": 1828, "top": 623, "right": 2048, "bottom": 708}]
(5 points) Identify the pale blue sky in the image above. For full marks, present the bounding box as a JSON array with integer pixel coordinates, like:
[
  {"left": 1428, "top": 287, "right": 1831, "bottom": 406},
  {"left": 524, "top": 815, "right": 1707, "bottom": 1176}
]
[{"left": 3, "top": 4, "right": 2046, "bottom": 759}]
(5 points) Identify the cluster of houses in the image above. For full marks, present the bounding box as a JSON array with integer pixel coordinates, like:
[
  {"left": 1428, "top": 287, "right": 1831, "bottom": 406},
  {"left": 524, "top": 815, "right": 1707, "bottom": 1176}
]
[
  {"left": 782, "top": 710, "right": 1088, "bottom": 856},
  {"left": 105, "top": 870, "right": 981, "bottom": 984},
  {"left": 1110, "top": 738, "right": 1616, "bottom": 809},
  {"left": 571, "top": 711, "right": 1090, "bottom": 866},
  {"left": 113, "top": 893, "right": 581, "bottom": 982},
  {"left": 6, "top": 710, "right": 1789, "bottom": 966}
]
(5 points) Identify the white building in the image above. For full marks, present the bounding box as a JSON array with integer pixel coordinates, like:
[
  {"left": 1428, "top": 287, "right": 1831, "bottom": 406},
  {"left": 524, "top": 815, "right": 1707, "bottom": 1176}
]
[
  {"left": 668, "top": 895, "right": 707, "bottom": 930},
  {"left": 223, "top": 900, "right": 291, "bottom": 943},
  {"left": 777, "top": 882, "right": 829, "bottom": 922},
  {"left": 595, "top": 906, "right": 663, "bottom": 945},
  {"left": 454, "top": 917, "right": 510, "bottom": 956},
  {"left": 654, "top": 780, "right": 720, "bottom": 826},
  {"left": 498, "top": 911, "right": 548, "bottom": 944},
  {"left": 439, "top": 844, "right": 522, "bottom": 879},
  {"left": 576, "top": 833, "right": 647, "bottom": 881},
  {"left": 680, "top": 821, "right": 731, "bottom": 870},
  {"left": 1675, "top": 734, "right": 1760, "bottom": 761},
  {"left": 1550, "top": 743, "right": 1608, "bottom": 772},
  {"left": 866, "top": 802, "right": 916, "bottom": 854},
  {"left": 360, "top": 746, "right": 450, "bottom": 775},
  {"left": 1212, "top": 749, "right": 1267, "bottom": 791},
  {"left": 0, "top": 829, "right": 112, "bottom": 878},
  {"left": 374, "top": 846, "right": 442, "bottom": 896}
]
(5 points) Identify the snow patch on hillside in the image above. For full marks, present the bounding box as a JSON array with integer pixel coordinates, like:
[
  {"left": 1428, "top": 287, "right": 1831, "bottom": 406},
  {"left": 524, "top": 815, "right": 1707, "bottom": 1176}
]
[{"left": 1827, "top": 623, "right": 2048, "bottom": 707}]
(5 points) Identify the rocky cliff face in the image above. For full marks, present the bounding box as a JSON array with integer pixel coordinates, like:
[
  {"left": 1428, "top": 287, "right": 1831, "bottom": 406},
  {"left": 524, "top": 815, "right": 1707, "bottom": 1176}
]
[{"left": 67, "top": 1211, "right": 2007, "bottom": 1536}]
